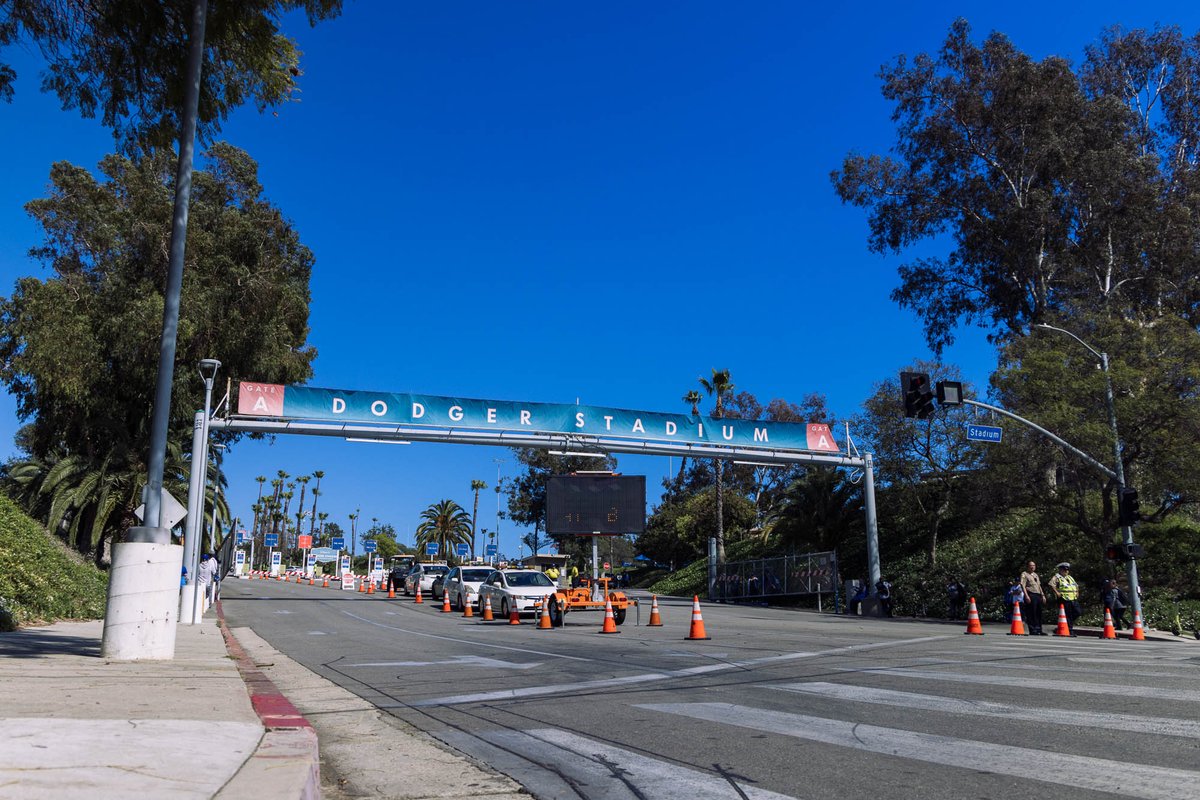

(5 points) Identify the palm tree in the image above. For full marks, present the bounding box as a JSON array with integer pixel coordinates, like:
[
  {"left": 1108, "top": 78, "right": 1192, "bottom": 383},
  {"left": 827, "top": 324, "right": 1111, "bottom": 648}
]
[
  {"left": 317, "top": 511, "right": 329, "bottom": 545},
  {"left": 415, "top": 499, "right": 473, "bottom": 562},
  {"left": 678, "top": 390, "right": 703, "bottom": 485},
  {"left": 349, "top": 510, "right": 360, "bottom": 566},
  {"left": 469, "top": 479, "right": 487, "bottom": 561},
  {"left": 308, "top": 470, "right": 325, "bottom": 538},
  {"left": 699, "top": 368, "right": 734, "bottom": 564}
]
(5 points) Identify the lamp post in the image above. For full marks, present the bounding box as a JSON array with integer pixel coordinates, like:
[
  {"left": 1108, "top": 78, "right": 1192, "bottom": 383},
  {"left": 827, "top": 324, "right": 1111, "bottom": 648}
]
[
  {"left": 184, "top": 358, "right": 221, "bottom": 624},
  {"left": 1034, "top": 324, "right": 1142, "bottom": 622}
]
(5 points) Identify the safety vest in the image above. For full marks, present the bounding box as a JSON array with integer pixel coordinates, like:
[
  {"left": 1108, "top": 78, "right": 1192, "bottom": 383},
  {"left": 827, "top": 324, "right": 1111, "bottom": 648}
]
[{"left": 1056, "top": 574, "right": 1078, "bottom": 600}]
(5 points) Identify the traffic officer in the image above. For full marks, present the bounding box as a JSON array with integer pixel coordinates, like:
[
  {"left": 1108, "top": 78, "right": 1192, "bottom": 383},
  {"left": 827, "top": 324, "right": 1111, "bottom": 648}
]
[{"left": 1048, "top": 562, "right": 1080, "bottom": 635}]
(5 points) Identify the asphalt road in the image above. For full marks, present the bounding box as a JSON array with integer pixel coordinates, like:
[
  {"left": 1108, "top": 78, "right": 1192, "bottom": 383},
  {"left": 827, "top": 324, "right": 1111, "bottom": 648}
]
[{"left": 221, "top": 578, "right": 1200, "bottom": 800}]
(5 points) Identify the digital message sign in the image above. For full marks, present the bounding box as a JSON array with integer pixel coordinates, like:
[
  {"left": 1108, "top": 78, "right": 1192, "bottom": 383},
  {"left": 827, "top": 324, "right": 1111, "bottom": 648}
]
[{"left": 546, "top": 475, "right": 646, "bottom": 535}]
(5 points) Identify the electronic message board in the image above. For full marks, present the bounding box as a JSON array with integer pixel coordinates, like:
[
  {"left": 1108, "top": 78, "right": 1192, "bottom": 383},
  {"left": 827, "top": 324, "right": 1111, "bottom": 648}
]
[{"left": 546, "top": 475, "right": 645, "bottom": 535}]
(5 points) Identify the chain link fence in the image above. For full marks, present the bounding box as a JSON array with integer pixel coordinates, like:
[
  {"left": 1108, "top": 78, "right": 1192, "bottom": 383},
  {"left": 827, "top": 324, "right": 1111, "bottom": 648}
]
[{"left": 712, "top": 551, "right": 839, "bottom": 608}]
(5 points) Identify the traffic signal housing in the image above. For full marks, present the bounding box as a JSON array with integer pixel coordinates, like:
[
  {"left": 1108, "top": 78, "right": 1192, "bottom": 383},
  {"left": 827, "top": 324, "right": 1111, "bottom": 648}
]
[
  {"left": 900, "top": 371, "right": 936, "bottom": 419},
  {"left": 1117, "top": 487, "right": 1141, "bottom": 527},
  {"left": 1105, "top": 544, "right": 1126, "bottom": 562}
]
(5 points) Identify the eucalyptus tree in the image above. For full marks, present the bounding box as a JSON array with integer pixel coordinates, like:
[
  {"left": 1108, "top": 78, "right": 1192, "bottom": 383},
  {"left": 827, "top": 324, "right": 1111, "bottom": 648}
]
[{"left": 699, "top": 369, "right": 735, "bottom": 563}]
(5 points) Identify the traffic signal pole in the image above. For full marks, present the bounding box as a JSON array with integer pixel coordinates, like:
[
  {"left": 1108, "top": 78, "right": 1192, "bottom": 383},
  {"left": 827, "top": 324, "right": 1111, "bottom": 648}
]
[{"left": 1100, "top": 352, "right": 1143, "bottom": 624}]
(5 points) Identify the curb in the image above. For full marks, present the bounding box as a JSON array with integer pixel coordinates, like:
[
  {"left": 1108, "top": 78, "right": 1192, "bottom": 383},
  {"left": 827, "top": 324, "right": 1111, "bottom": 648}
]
[{"left": 215, "top": 602, "right": 321, "bottom": 800}]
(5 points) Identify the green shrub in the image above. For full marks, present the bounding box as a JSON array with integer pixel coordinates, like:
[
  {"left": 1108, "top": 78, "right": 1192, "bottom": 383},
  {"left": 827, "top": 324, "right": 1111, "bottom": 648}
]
[{"left": 0, "top": 493, "right": 108, "bottom": 630}]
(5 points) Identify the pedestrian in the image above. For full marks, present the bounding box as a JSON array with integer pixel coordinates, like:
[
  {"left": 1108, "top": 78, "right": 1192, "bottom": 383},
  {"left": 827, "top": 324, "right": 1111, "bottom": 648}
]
[
  {"left": 1019, "top": 560, "right": 1046, "bottom": 635},
  {"left": 1101, "top": 578, "right": 1129, "bottom": 630},
  {"left": 875, "top": 578, "right": 893, "bottom": 617},
  {"left": 569, "top": 564, "right": 580, "bottom": 587},
  {"left": 1048, "top": 562, "right": 1081, "bottom": 635},
  {"left": 848, "top": 581, "right": 868, "bottom": 615},
  {"left": 545, "top": 565, "right": 559, "bottom": 584},
  {"left": 946, "top": 578, "right": 967, "bottom": 620},
  {"left": 197, "top": 553, "right": 218, "bottom": 605},
  {"left": 1004, "top": 578, "right": 1024, "bottom": 622}
]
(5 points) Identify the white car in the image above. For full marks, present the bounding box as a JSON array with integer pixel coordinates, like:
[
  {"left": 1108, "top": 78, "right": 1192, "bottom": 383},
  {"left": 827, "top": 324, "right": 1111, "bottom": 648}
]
[
  {"left": 477, "top": 569, "right": 559, "bottom": 618},
  {"left": 403, "top": 563, "right": 449, "bottom": 596},
  {"left": 440, "top": 566, "right": 495, "bottom": 611}
]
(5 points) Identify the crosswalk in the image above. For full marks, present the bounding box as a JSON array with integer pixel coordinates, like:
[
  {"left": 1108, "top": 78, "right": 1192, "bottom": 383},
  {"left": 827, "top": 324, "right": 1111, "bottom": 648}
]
[{"left": 434, "top": 648, "right": 1200, "bottom": 799}]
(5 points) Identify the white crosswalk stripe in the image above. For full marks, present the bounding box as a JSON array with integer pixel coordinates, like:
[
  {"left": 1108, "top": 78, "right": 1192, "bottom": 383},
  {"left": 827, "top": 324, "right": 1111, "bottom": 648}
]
[
  {"left": 769, "top": 681, "right": 1200, "bottom": 738},
  {"left": 638, "top": 702, "right": 1200, "bottom": 800},
  {"left": 444, "top": 727, "right": 796, "bottom": 800},
  {"left": 837, "top": 667, "right": 1200, "bottom": 702}
]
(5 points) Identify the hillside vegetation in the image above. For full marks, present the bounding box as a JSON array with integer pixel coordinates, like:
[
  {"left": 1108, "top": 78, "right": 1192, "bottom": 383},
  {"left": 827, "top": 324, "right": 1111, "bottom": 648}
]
[{"left": 0, "top": 493, "right": 108, "bottom": 631}]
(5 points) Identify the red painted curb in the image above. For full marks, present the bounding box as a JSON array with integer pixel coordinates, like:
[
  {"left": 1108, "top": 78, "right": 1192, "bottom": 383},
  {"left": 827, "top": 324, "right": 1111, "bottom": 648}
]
[{"left": 216, "top": 601, "right": 313, "bottom": 730}]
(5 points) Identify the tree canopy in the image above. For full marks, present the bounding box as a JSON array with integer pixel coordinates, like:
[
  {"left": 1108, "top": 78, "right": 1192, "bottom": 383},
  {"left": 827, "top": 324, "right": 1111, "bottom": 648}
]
[{"left": 1, "top": 0, "right": 343, "bottom": 151}]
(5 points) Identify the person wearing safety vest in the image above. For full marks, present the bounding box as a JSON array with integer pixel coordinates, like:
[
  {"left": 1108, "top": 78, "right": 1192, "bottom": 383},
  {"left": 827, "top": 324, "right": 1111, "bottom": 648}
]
[{"left": 1048, "top": 562, "right": 1081, "bottom": 636}]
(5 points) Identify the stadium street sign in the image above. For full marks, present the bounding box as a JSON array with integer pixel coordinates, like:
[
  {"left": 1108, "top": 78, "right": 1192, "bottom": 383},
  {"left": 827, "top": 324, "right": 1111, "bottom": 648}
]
[
  {"left": 967, "top": 424, "right": 1003, "bottom": 443},
  {"left": 236, "top": 383, "right": 842, "bottom": 454}
]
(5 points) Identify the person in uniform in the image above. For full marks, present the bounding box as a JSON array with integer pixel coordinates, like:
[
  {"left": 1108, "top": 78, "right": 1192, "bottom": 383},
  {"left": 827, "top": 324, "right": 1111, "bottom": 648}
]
[
  {"left": 1019, "top": 561, "right": 1045, "bottom": 635},
  {"left": 1048, "top": 562, "right": 1081, "bottom": 635}
]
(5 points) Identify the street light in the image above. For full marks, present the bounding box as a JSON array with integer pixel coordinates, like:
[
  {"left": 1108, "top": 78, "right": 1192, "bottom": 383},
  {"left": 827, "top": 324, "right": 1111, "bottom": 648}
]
[
  {"left": 184, "top": 358, "right": 221, "bottom": 624},
  {"left": 1033, "top": 324, "right": 1143, "bottom": 621}
]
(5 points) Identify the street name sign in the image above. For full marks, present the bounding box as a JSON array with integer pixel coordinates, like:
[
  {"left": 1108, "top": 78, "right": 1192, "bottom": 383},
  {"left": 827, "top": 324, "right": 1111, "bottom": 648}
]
[{"left": 967, "top": 424, "right": 1003, "bottom": 443}]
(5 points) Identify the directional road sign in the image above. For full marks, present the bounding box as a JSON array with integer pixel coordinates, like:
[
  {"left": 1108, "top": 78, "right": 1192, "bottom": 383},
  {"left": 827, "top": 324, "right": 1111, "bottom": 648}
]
[
  {"left": 425, "top": 542, "right": 439, "bottom": 555},
  {"left": 331, "top": 537, "right": 345, "bottom": 550},
  {"left": 362, "top": 539, "right": 377, "bottom": 552},
  {"left": 966, "top": 424, "right": 1003, "bottom": 443},
  {"left": 456, "top": 543, "right": 470, "bottom": 556},
  {"left": 264, "top": 533, "right": 279, "bottom": 547}
]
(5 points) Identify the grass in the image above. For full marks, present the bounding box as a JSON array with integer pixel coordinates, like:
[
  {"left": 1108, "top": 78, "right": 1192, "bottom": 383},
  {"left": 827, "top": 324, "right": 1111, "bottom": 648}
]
[{"left": 0, "top": 493, "right": 108, "bottom": 631}]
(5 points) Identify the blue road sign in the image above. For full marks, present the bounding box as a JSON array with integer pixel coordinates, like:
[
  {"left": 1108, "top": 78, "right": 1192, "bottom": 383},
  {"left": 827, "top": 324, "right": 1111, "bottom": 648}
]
[
  {"left": 485, "top": 544, "right": 498, "bottom": 556},
  {"left": 331, "top": 537, "right": 345, "bottom": 550},
  {"left": 425, "top": 542, "right": 439, "bottom": 555},
  {"left": 362, "top": 539, "right": 377, "bottom": 552},
  {"left": 236, "top": 529, "right": 250, "bottom": 545},
  {"left": 967, "top": 424, "right": 1003, "bottom": 443},
  {"left": 455, "top": 543, "right": 469, "bottom": 556},
  {"left": 264, "top": 533, "right": 279, "bottom": 547}
]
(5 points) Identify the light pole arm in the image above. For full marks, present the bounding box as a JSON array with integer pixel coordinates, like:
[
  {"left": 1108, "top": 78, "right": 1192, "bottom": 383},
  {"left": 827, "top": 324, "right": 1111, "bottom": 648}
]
[
  {"left": 963, "top": 399, "right": 1116, "bottom": 480},
  {"left": 1034, "top": 323, "right": 1103, "bottom": 362}
]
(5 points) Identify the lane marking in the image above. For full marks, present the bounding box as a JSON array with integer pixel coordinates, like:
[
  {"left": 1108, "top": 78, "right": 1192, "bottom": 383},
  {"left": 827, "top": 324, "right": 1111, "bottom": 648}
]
[
  {"left": 465, "top": 727, "right": 796, "bottom": 799},
  {"left": 639, "top": 702, "right": 1200, "bottom": 800},
  {"left": 837, "top": 667, "right": 1200, "bottom": 703},
  {"left": 348, "top": 655, "right": 543, "bottom": 670},
  {"left": 341, "top": 610, "right": 593, "bottom": 662},
  {"left": 769, "top": 681, "right": 1200, "bottom": 739},
  {"left": 411, "top": 635, "right": 952, "bottom": 707}
]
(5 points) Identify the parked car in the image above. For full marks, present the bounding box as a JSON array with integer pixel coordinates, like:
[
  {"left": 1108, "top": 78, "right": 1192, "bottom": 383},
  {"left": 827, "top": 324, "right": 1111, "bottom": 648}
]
[
  {"left": 403, "top": 562, "right": 449, "bottom": 596},
  {"left": 477, "top": 569, "right": 559, "bottom": 618},
  {"left": 440, "top": 566, "right": 495, "bottom": 610}
]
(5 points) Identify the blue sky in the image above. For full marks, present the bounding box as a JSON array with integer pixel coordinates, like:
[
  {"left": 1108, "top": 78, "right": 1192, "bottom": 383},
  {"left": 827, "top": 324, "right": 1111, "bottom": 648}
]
[{"left": 2, "top": 2, "right": 1196, "bottom": 559}]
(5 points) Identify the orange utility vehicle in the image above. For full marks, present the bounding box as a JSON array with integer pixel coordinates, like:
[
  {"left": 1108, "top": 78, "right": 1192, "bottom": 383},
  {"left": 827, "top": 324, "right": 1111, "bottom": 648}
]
[{"left": 543, "top": 576, "right": 636, "bottom": 627}]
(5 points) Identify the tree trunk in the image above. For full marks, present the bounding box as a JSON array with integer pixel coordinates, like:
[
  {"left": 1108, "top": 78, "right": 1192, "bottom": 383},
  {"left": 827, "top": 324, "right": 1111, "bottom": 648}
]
[
  {"left": 715, "top": 459, "right": 726, "bottom": 564},
  {"left": 471, "top": 489, "right": 480, "bottom": 561}
]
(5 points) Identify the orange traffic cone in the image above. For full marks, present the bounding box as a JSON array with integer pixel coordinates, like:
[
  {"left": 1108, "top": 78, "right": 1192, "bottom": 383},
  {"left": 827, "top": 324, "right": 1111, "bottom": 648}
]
[
  {"left": 508, "top": 603, "right": 521, "bottom": 625},
  {"left": 441, "top": 591, "right": 452, "bottom": 613},
  {"left": 387, "top": 584, "right": 395, "bottom": 599},
  {"left": 964, "top": 597, "right": 984, "bottom": 635},
  {"left": 598, "top": 597, "right": 619, "bottom": 634},
  {"left": 537, "top": 598, "right": 554, "bottom": 630},
  {"left": 481, "top": 595, "right": 494, "bottom": 621},
  {"left": 463, "top": 598, "right": 474, "bottom": 618},
  {"left": 685, "top": 595, "right": 710, "bottom": 640},
  {"left": 1053, "top": 604, "right": 1071, "bottom": 636},
  {"left": 1008, "top": 602, "right": 1028, "bottom": 635},
  {"left": 1131, "top": 610, "right": 1145, "bottom": 641},
  {"left": 414, "top": 584, "right": 423, "bottom": 604},
  {"left": 366, "top": 579, "right": 375, "bottom": 595},
  {"left": 647, "top": 595, "right": 663, "bottom": 627},
  {"left": 322, "top": 576, "right": 329, "bottom": 588},
  {"left": 358, "top": 578, "right": 365, "bottom": 593},
  {"left": 309, "top": 576, "right": 315, "bottom": 586},
  {"left": 1101, "top": 608, "right": 1117, "bottom": 639}
]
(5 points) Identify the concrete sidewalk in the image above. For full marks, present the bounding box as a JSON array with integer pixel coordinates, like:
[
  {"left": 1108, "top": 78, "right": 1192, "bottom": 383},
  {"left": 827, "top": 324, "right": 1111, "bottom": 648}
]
[{"left": 0, "top": 614, "right": 319, "bottom": 800}]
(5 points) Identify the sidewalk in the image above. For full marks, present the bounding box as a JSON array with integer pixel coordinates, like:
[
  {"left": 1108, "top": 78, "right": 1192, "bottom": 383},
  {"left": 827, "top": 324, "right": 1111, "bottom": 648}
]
[{"left": 0, "top": 614, "right": 318, "bottom": 800}]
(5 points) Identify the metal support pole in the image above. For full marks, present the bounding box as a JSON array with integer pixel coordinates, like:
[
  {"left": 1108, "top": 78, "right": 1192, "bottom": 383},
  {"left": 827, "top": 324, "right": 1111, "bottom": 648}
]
[
  {"left": 863, "top": 452, "right": 881, "bottom": 592},
  {"left": 144, "top": 0, "right": 209, "bottom": 530},
  {"left": 1101, "top": 352, "right": 1143, "bottom": 622}
]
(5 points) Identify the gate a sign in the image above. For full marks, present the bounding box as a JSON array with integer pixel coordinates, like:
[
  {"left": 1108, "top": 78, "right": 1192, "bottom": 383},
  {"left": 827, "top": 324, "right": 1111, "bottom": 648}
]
[
  {"left": 237, "top": 382, "right": 285, "bottom": 416},
  {"left": 806, "top": 424, "right": 838, "bottom": 452}
]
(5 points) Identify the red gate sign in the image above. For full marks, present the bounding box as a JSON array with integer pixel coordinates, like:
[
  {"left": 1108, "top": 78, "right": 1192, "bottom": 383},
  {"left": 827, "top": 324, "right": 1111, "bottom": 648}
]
[
  {"left": 806, "top": 424, "right": 838, "bottom": 452},
  {"left": 238, "top": 382, "right": 285, "bottom": 416},
  {"left": 297, "top": 535, "right": 313, "bottom": 549}
]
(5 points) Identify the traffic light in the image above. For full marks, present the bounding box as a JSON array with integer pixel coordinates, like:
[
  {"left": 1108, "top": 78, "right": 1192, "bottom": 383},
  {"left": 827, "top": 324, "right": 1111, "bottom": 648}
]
[
  {"left": 1125, "top": 542, "right": 1144, "bottom": 559},
  {"left": 900, "top": 371, "right": 936, "bottom": 419},
  {"left": 936, "top": 380, "right": 964, "bottom": 406},
  {"left": 1105, "top": 543, "right": 1126, "bottom": 562},
  {"left": 1117, "top": 487, "right": 1141, "bottom": 527}
]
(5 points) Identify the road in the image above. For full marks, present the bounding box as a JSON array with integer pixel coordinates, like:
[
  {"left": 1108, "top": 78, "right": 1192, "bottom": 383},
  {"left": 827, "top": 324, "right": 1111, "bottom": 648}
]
[{"left": 221, "top": 577, "right": 1200, "bottom": 800}]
